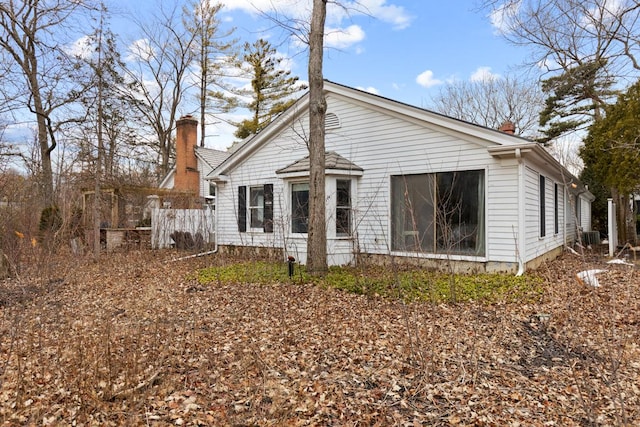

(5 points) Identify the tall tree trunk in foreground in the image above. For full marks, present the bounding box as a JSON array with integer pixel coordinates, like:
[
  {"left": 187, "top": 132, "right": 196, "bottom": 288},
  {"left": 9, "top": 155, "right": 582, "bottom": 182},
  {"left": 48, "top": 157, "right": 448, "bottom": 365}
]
[{"left": 306, "top": 0, "right": 328, "bottom": 275}]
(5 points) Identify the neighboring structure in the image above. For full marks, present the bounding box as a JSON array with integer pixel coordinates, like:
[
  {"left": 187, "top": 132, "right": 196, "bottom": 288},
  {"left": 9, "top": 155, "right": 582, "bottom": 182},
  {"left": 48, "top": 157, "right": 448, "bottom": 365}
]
[
  {"left": 158, "top": 115, "right": 230, "bottom": 208},
  {"left": 206, "top": 81, "right": 594, "bottom": 273},
  {"left": 152, "top": 115, "right": 230, "bottom": 249}
]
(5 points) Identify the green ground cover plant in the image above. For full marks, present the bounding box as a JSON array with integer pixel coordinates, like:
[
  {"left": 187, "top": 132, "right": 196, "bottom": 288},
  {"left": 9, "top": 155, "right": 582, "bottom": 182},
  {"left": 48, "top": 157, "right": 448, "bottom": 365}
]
[{"left": 196, "top": 261, "right": 543, "bottom": 304}]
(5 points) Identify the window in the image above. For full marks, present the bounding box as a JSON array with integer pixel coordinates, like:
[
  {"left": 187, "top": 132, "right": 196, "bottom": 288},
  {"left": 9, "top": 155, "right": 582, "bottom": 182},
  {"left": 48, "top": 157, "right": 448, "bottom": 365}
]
[
  {"left": 540, "top": 175, "right": 546, "bottom": 237},
  {"left": 391, "top": 170, "right": 485, "bottom": 256},
  {"left": 291, "top": 182, "right": 309, "bottom": 233},
  {"left": 249, "top": 186, "right": 264, "bottom": 229},
  {"left": 554, "top": 183, "right": 559, "bottom": 235},
  {"left": 336, "top": 180, "right": 351, "bottom": 235},
  {"left": 206, "top": 182, "right": 216, "bottom": 209},
  {"left": 237, "top": 184, "right": 273, "bottom": 233},
  {"left": 575, "top": 195, "right": 582, "bottom": 226}
]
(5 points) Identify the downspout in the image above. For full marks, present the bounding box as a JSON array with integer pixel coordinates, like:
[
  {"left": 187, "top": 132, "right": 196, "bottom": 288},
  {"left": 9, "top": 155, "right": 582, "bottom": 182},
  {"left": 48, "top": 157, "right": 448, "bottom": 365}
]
[
  {"left": 212, "top": 182, "right": 219, "bottom": 254},
  {"left": 563, "top": 185, "right": 568, "bottom": 249},
  {"left": 515, "top": 148, "right": 525, "bottom": 276}
]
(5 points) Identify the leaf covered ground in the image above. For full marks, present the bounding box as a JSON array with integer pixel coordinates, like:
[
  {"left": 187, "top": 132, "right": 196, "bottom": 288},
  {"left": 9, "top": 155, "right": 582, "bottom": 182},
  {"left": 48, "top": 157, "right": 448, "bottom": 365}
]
[{"left": 1, "top": 248, "right": 639, "bottom": 426}]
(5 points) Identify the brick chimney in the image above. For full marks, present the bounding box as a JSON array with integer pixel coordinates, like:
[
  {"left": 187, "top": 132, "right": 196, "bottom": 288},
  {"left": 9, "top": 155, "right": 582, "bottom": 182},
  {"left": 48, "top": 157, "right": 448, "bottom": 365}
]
[
  {"left": 499, "top": 121, "right": 516, "bottom": 135},
  {"left": 174, "top": 115, "right": 199, "bottom": 195}
]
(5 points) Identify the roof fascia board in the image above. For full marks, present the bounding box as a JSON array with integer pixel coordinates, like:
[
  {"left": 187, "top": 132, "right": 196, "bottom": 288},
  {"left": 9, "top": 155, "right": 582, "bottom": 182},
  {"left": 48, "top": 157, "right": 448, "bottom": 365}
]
[
  {"left": 208, "top": 95, "right": 310, "bottom": 179},
  {"left": 158, "top": 168, "right": 175, "bottom": 189},
  {"left": 194, "top": 151, "right": 212, "bottom": 169},
  {"left": 488, "top": 143, "right": 594, "bottom": 199}
]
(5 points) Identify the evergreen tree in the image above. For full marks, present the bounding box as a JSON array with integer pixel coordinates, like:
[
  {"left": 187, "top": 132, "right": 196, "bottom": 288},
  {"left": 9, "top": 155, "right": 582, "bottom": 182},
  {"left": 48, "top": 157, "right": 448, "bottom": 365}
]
[
  {"left": 581, "top": 80, "right": 640, "bottom": 243},
  {"left": 538, "top": 59, "right": 616, "bottom": 145},
  {"left": 234, "top": 39, "right": 305, "bottom": 140},
  {"left": 578, "top": 164, "right": 609, "bottom": 236}
]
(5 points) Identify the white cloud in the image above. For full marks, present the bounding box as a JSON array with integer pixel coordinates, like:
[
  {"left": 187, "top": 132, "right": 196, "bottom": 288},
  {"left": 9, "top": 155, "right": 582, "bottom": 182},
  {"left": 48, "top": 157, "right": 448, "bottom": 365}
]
[
  {"left": 325, "top": 25, "right": 366, "bottom": 49},
  {"left": 357, "top": 86, "right": 380, "bottom": 95},
  {"left": 583, "top": 0, "right": 624, "bottom": 29},
  {"left": 416, "top": 70, "right": 443, "bottom": 88},
  {"left": 126, "top": 38, "right": 154, "bottom": 62},
  {"left": 489, "top": 1, "right": 520, "bottom": 35},
  {"left": 470, "top": 66, "right": 500, "bottom": 82},
  {"left": 346, "top": 0, "right": 413, "bottom": 30},
  {"left": 66, "top": 35, "right": 93, "bottom": 59},
  {"left": 223, "top": 0, "right": 412, "bottom": 37},
  {"left": 223, "top": 0, "right": 413, "bottom": 30}
]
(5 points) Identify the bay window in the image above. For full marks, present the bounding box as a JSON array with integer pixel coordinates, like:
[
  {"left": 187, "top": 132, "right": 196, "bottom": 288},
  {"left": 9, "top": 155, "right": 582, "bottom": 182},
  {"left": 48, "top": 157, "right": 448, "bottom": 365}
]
[
  {"left": 291, "top": 182, "right": 309, "bottom": 233},
  {"left": 336, "top": 179, "right": 351, "bottom": 235}
]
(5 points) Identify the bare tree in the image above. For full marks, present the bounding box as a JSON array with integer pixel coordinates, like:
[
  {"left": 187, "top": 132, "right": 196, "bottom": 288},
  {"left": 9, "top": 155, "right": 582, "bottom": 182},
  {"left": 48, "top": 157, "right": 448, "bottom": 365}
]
[
  {"left": 480, "top": 0, "right": 640, "bottom": 238},
  {"left": 430, "top": 73, "right": 544, "bottom": 138},
  {"left": 183, "top": 0, "right": 238, "bottom": 147},
  {"left": 0, "top": 118, "right": 22, "bottom": 171},
  {"left": 123, "top": 2, "right": 197, "bottom": 179},
  {"left": 481, "top": 0, "right": 640, "bottom": 138},
  {"left": 483, "top": 0, "right": 640, "bottom": 75},
  {"left": 0, "top": 0, "right": 96, "bottom": 206}
]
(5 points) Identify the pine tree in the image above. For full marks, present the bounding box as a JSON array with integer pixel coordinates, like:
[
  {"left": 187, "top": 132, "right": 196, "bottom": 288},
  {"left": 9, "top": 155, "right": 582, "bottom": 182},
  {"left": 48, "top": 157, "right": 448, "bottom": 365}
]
[
  {"left": 234, "top": 39, "right": 305, "bottom": 139},
  {"left": 538, "top": 59, "right": 616, "bottom": 144},
  {"left": 581, "top": 80, "right": 640, "bottom": 243}
]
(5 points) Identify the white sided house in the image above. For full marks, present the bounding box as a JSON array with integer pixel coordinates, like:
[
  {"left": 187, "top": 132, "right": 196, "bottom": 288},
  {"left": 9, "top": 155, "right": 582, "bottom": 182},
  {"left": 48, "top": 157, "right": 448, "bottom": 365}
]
[{"left": 207, "top": 81, "right": 594, "bottom": 273}]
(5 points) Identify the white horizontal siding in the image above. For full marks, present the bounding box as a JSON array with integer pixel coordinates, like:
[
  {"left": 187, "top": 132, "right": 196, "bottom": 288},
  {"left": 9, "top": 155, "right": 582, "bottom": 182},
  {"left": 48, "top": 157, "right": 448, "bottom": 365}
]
[
  {"left": 524, "top": 166, "right": 542, "bottom": 260},
  {"left": 328, "top": 97, "right": 497, "bottom": 261},
  {"left": 198, "top": 158, "right": 212, "bottom": 199},
  {"left": 485, "top": 162, "right": 519, "bottom": 263},
  {"left": 214, "top": 91, "right": 587, "bottom": 269},
  {"left": 580, "top": 196, "right": 591, "bottom": 232},
  {"left": 565, "top": 192, "right": 577, "bottom": 243},
  {"left": 524, "top": 165, "right": 568, "bottom": 262}
]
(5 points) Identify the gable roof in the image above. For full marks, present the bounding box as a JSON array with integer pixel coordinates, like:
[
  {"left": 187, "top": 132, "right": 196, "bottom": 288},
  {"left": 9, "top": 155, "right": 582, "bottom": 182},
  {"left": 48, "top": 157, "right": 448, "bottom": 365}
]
[
  {"left": 207, "top": 80, "right": 586, "bottom": 195},
  {"left": 195, "top": 146, "right": 230, "bottom": 169},
  {"left": 159, "top": 146, "right": 230, "bottom": 189}
]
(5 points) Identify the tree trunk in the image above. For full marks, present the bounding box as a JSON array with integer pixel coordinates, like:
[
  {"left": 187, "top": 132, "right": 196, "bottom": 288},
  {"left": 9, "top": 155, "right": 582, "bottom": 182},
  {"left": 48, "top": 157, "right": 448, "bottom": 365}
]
[
  {"left": 30, "top": 73, "right": 55, "bottom": 207},
  {"left": 37, "top": 115, "right": 54, "bottom": 207},
  {"left": 306, "top": 0, "right": 328, "bottom": 275}
]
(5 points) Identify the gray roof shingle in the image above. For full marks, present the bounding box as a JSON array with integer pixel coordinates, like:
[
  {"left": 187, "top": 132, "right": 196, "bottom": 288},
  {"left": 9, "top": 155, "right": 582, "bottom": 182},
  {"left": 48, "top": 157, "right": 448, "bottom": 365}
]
[{"left": 276, "top": 151, "right": 364, "bottom": 174}]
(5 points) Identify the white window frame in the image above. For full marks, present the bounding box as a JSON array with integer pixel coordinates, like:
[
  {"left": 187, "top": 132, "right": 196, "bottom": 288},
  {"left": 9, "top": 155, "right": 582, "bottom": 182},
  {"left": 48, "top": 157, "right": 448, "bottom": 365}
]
[
  {"left": 335, "top": 179, "right": 352, "bottom": 236},
  {"left": 248, "top": 185, "right": 264, "bottom": 231},
  {"left": 290, "top": 182, "right": 309, "bottom": 234}
]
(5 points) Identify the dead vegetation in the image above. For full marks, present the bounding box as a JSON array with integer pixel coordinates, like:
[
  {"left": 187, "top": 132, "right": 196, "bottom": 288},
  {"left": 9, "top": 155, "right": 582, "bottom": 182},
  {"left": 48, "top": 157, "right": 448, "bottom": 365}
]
[{"left": 0, "top": 247, "right": 639, "bottom": 426}]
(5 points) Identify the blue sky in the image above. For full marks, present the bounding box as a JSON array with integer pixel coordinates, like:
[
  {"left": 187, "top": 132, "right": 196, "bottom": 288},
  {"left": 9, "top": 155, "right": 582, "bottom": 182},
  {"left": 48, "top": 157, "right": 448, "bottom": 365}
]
[
  {"left": 3, "top": 1, "right": 530, "bottom": 157},
  {"left": 220, "top": 1, "right": 527, "bottom": 107},
  {"left": 111, "top": 0, "right": 530, "bottom": 150},
  {"left": 218, "top": 0, "right": 529, "bottom": 147}
]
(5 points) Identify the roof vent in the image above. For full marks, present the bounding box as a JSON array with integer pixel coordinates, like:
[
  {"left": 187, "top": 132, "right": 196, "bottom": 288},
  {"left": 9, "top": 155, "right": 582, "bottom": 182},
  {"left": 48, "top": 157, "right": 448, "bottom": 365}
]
[{"left": 325, "top": 112, "right": 341, "bottom": 130}]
